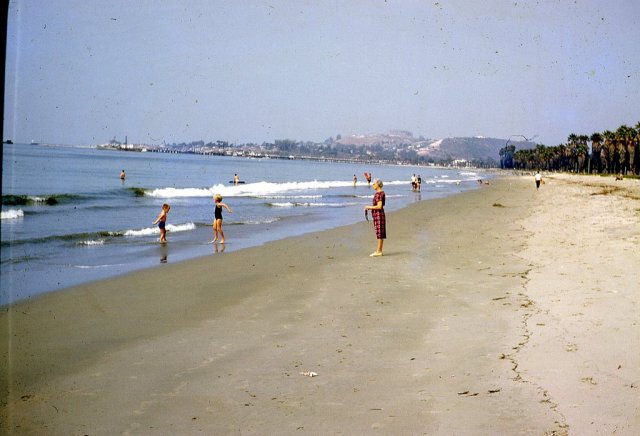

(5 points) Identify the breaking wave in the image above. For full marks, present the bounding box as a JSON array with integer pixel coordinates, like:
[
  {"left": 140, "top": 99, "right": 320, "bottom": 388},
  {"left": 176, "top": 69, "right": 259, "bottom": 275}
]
[{"left": 1, "top": 209, "right": 24, "bottom": 220}]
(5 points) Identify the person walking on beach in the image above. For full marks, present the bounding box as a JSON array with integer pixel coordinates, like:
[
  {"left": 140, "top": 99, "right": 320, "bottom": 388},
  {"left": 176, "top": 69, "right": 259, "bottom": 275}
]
[
  {"left": 212, "top": 194, "right": 233, "bottom": 243},
  {"left": 152, "top": 203, "right": 170, "bottom": 243},
  {"left": 364, "top": 178, "right": 386, "bottom": 257},
  {"left": 535, "top": 171, "right": 543, "bottom": 190}
]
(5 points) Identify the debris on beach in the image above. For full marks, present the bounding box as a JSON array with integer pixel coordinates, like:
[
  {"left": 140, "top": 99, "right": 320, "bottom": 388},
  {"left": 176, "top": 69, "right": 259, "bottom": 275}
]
[{"left": 300, "top": 371, "right": 318, "bottom": 377}]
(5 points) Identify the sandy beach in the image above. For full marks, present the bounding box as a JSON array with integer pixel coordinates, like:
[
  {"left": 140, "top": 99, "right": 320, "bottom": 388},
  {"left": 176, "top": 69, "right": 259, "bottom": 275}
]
[{"left": 1, "top": 173, "right": 638, "bottom": 435}]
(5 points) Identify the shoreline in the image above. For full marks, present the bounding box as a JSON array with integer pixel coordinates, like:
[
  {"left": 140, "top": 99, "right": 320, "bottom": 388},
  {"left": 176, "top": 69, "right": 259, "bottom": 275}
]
[
  {"left": 1, "top": 169, "right": 488, "bottom": 307},
  {"left": 2, "top": 174, "right": 638, "bottom": 434}
]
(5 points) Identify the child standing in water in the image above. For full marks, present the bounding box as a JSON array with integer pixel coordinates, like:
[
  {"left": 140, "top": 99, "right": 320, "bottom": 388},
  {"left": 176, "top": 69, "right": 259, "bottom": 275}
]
[
  {"left": 212, "top": 194, "right": 233, "bottom": 243},
  {"left": 152, "top": 203, "right": 170, "bottom": 243}
]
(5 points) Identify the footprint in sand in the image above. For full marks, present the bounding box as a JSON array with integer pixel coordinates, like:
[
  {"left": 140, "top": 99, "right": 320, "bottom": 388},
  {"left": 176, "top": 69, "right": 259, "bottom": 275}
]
[{"left": 565, "top": 343, "right": 579, "bottom": 352}]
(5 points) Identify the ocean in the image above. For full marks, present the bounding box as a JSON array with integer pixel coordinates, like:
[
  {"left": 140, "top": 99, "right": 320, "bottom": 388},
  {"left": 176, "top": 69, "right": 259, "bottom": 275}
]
[{"left": 1, "top": 144, "right": 490, "bottom": 306}]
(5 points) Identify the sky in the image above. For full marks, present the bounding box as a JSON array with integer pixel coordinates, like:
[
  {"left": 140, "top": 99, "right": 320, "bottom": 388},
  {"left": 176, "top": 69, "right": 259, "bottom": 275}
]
[{"left": 3, "top": 0, "right": 639, "bottom": 147}]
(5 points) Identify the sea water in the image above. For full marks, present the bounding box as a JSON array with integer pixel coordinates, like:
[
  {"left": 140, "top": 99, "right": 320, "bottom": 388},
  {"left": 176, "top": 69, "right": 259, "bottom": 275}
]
[{"left": 1, "top": 144, "right": 489, "bottom": 305}]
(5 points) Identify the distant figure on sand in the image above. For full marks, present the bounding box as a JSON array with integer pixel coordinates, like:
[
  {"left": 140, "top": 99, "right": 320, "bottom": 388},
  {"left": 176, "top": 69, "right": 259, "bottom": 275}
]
[
  {"left": 353, "top": 174, "right": 357, "bottom": 187},
  {"left": 212, "top": 194, "right": 233, "bottom": 243},
  {"left": 535, "top": 171, "right": 543, "bottom": 190},
  {"left": 364, "top": 178, "right": 386, "bottom": 257},
  {"left": 233, "top": 173, "right": 240, "bottom": 185},
  {"left": 120, "top": 170, "right": 126, "bottom": 180},
  {"left": 152, "top": 203, "right": 170, "bottom": 243}
]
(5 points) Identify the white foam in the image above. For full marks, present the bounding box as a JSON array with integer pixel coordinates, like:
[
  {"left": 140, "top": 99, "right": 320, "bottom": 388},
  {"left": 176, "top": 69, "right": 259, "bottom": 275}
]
[
  {"left": 261, "top": 194, "right": 323, "bottom": 199},
  {"left": 242, "top": 217, "right": 280, "bottom": 225},
  {"left": 120, "top": 222, "right": 197, "bottom": 237},
  {"left": 269, "top": 202, "right": 357, "bottom": 208},
  {"left": 147, "top": 180, "right": 410, "bottom": 198},
  {"left": 147, "top": 187, "right": 213, "bottom": 198},
  {"left": 74, "top": 264, "right": 124, "bottom": 269},
  {"left": 355, "top": 194, "right": 405, "bottom": 199},
  {"left": 1, "top": 209, "right": 24, "bottom": 220},
  {"left": 78, "top": 239, "right": 105, "bottom": 246}
]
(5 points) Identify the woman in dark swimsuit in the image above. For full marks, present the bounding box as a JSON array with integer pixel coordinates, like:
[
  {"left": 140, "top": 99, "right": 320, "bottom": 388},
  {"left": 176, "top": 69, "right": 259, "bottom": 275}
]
[{"left": 212, "top": 194, "right": 233, "bottom": 243}]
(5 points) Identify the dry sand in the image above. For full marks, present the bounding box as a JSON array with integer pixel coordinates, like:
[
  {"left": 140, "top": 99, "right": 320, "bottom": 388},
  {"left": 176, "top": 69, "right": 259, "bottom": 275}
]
[{"left": 1, "top": 174, "right": 638, "bottom": 435}]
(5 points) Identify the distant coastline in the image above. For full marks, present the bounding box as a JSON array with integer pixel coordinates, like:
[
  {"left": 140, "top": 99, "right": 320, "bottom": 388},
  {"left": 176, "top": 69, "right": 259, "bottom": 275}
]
[{"left": 95, "top": 139, "right": 492, "bottom": 168}]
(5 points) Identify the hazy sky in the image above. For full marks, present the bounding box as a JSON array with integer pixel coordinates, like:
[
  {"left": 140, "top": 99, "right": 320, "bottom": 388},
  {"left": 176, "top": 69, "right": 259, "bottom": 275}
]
[{"left": 4, "top": 0, "right": 639, "bottom": 146}]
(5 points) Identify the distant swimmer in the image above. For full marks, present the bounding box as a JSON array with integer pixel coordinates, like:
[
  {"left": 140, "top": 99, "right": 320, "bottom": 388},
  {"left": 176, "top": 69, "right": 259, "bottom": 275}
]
[
  {"left": 364, "top": 172, "right": 372, "bottom": 186},
  {"left": 229, "top": 174, "right": 245, "bottom": 184},
  {"left": 353, "top": 174, "right": 357, "bottom": 187},
  {"left": 120, "top": 170, "right": 126, "bottom": 180}
]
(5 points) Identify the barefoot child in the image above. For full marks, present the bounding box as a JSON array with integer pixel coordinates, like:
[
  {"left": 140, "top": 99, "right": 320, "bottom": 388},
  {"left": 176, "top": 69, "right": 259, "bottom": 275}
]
[
  {"left": 212, "top": 194, "right": 233, "bottom": 243},
  {"left": 152, "top": 203, "right": 170, "bottom": 243}
]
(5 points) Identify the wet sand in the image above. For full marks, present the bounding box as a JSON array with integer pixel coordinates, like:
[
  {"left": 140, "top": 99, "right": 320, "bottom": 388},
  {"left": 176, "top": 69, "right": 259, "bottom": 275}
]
[{"left": 1, "top": 174, "right": 639, "bottom": 434}]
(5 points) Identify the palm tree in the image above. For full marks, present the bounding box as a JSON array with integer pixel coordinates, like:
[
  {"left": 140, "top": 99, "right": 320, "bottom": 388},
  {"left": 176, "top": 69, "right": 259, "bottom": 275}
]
[
  {"left": 634, "top": 122, "right": 640, "bottom": 175},
  {"left": 615, "top": 125, "right": 634, "bottom": 175},
  {"left": 590, "top": 132, "right": 603, "bottom": 173},
  {"left": 542, "top": 146, "right": 555, "bottom": 171},
  {"left": 533, "top": 143, "right": 545, "bottom": 170},
  {"left": 567, "top": 134, "right": 579, "bottom": 172},
  {"left": 602, "top": 130, "right": 616, "bottom": 174},
  {"left": 577, "top": 135, "right": 589, "bottom": 172}
]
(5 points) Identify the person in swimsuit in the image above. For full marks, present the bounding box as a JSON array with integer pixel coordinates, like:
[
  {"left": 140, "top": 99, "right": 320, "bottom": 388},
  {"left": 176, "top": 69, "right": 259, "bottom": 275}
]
[
  {"left": 212, "top": 194, "right": 233, "bottom": 243},
  {"left": 364, "top": 178, "right": 386, "bottom": 257},
  {"left": 152, "top": 203, "right": 170, "bottom": 243}
]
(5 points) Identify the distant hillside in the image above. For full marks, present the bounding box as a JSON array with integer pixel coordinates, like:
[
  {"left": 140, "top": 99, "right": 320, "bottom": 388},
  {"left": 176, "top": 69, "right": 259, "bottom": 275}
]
[
  {"left": 335, "top": 132, "right": 535, "bottom": 161},
  {"left": 119, "top": 131, "right": 536, "bottom": 165},
  {"left": 419, "top": 137, "right": 524, "bottom": 161}
]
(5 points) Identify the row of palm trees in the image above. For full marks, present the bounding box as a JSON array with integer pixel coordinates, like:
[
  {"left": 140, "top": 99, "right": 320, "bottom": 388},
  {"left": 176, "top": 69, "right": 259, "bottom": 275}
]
[{"left": 501, "top": 122, "right": 640, "bottom": 176}]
